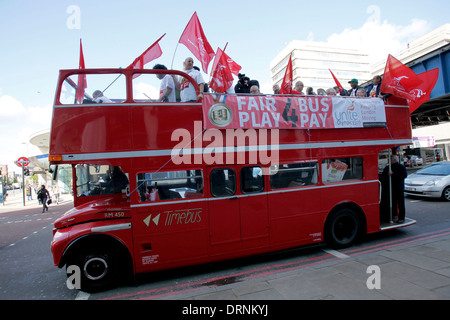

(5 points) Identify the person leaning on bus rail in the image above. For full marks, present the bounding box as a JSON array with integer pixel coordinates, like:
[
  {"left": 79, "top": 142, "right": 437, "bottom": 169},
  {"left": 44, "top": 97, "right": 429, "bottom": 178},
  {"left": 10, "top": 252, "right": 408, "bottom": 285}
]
[
  {"left": 152, "top": 64, "right": 176, "bottom": 102},
  {"left": 317, "top": 88, "right": 326, "bottom": 96},
  {"left": 382, "top": 155, "right": 407, "bottom": 224},
  {"left": 306, "top": 87, "right": 316, "bottom": 95},
  {"left": 347, "top": 78, "right": 359, "bottom": 97},
  {"left": 272, "top": 84, "right": 280, "bottom": 94},
  {"left": 250, "top": 85, "right": 260, "bottom": 94},
  {"left": 326, "top": 88, "right": 337, "bottom": 96},
  {"left": 356, "top": 88, "right": 366, "bottom": 97},
  {"left": 93, "top": 90, "right": 113, "bottom": 103},
  {"left": 294, "top": 81, "right": 304, "bottom": 95},
  {"left": 366, "top": 75, "right": 391, "bottom": 101},
  {"left": 173, "top": 57, "right": 205, "bottom": 102}
]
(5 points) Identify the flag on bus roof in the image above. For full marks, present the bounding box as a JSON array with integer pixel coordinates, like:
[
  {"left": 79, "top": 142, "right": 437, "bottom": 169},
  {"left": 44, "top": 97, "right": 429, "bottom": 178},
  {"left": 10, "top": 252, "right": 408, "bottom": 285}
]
[
  {"left": 211, "top": 44, "right": 242, "bottom": 77},
  {"left": 178, "top": 12, "right": 215, "bottom": 74},
  {"left": 380, "top": 54, "right": 423, "bottom": 101},
  {"left": 329, "top": 69, "right": 344, "bottom": 95},
  {"left": 75, "top": 39, "right": 87, "bottom": 104},
  {"left": 128, "top": 34, "right": 165, "bottom": 70},
  {"left": 408, "top": 68, "right": 439, "bottom": 114},
  {"left": 210, "top": 47, "right": 234, "bottom": 93},
  {"left": 279, "top": 54, "right": 293, "bottom": 94}
]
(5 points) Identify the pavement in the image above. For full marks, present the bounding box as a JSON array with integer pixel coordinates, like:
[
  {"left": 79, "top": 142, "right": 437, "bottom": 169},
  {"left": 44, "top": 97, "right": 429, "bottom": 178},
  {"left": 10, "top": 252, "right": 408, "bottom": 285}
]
[{"left": 0, "top": 188, "right": 73, "bottom": 213}]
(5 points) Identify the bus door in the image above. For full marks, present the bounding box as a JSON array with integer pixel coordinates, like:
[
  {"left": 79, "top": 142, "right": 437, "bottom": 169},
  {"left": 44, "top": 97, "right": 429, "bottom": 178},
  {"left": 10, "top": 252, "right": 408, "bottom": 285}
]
[
  {"left": 207, "top": 166, "right": 269, "bottom": 249},
  {"left": 238, "top": 165, "right": 269, "bottom": 242},
  {"left": 208, "top": 167, "right": 240, "bottom": 246}
]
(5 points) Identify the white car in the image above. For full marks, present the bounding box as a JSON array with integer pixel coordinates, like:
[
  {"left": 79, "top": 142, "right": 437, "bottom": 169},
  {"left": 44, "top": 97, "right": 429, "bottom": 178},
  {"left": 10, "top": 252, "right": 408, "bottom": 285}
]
[
  {"left": 404, "top": 161, "right": 450, "bottom": 201},
  {"left": 404, "top": 155, "right": 423, "bottom": 166}
]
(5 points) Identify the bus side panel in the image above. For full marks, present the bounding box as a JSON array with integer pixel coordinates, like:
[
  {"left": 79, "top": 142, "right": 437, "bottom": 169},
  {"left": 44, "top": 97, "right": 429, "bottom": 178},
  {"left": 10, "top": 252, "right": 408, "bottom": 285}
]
[
  {"left": 268, "top": 188, "right": 324, "bottom": 245},
  {"left": 132, "top": 202, "right": 209, "bottom": 274},
  {"left": 320, "top": 181, "right": 379, "bottom": 231},
  {"left": 365, "top": 181, "right": 383, "bottom": 234}
]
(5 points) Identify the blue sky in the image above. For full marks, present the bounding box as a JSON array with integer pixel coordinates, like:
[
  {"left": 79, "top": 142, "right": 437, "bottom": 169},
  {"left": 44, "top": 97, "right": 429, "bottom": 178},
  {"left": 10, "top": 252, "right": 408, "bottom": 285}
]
[{"left": 0, "top": 0, "right": 449, "bottom": 171}]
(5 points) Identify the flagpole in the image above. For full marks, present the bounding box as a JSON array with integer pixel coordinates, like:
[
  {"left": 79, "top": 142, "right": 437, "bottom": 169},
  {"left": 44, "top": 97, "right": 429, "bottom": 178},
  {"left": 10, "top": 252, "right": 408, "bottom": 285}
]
[
  {"left": 388, "top": 148, "right": 393, "bottom": 223},
  {"left": 103, "top": 71, "right": 122, "bottom": 93}
]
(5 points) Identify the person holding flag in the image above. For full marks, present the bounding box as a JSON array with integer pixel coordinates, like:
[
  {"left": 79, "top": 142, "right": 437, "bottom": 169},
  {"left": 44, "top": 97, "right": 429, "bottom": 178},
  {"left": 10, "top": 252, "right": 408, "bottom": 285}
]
[
  {"left": 177, "top": 12, "right": 215, "bottom": 74},
  {"left": 173, "top": 57, "right": 205, "bottom": 102}
]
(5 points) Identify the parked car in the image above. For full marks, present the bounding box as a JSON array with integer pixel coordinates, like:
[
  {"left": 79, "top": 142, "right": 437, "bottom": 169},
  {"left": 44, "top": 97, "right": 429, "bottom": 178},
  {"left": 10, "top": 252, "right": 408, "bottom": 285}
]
[
  {"left": 404, "top": 161, "right": 450, "bottom": 201},
  {"left": 403, "top": 155, "right": 423, "bottom": 167}
]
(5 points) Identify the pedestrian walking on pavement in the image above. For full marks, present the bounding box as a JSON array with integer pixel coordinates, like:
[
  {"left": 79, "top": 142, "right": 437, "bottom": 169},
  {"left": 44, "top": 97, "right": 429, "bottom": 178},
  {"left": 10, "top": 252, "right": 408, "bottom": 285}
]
[
  {"left": 26, "top": 184, "right": 33, "bottom": 201},
  {"left": 52, "top": 185, "right": 60, "bottom": 204},
  {"left": 37, "top": 185, "right": 50, "bottom": 213}
]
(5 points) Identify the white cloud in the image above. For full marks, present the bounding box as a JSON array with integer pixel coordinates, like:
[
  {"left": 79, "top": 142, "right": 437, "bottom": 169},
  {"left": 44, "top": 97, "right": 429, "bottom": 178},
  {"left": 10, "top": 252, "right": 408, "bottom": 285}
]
[
  {"left": 0, "top": 94, "right": 27, "bottom": 117},
  {"left": 0, "top": 92, "right": 52, "bottom": 171},
  {"left": 326, "top": 8, "right": 432, "bottom": 66},
  {"left": 134, "top": 82, "right": 159, "bottom": 100}
]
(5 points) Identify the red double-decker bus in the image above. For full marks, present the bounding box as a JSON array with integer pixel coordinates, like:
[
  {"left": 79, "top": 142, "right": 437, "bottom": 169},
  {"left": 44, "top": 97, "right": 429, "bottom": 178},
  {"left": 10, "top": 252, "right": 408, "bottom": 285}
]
[{"left": 50, "top": 68, "right": 415, "bottom": 292}]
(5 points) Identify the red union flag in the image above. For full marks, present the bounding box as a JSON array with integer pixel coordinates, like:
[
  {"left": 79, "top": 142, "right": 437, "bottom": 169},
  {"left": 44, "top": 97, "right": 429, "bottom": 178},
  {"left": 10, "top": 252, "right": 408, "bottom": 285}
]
[
  {"left": 381, "top": 54, "right": 422, "bottom": 101},
  {"left": 408, "top": 68, "right": 439, "bottom": 113},
  {"left": 223, "top": 51, "right": 241, "bottom": 76},
  {"left": 179, "top": 12, "right": 215, "bottom": 73},
  {"left": 76, "top": 39, "right": 87, "bottom": 104},
  {"left": 210, "top": 44, "right": 241, "bottom": 76},
  {"left": 210, "top": 47, "right": 234, "bottom": 93},
  {"left": 128, "top": 34, "right": 165, "bottom": 71},
  {"left": 279, "top": 54, "right": 293, "bottom": 94},
  {"left": 329, "top": 69, "right": 344, "bottom": 94}
]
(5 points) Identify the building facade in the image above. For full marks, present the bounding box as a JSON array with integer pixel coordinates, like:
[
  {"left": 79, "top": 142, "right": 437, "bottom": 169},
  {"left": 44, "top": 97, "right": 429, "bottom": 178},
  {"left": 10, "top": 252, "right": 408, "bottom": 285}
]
[{"left": 270, "top": 40, "right": 371, "bottom": 93}]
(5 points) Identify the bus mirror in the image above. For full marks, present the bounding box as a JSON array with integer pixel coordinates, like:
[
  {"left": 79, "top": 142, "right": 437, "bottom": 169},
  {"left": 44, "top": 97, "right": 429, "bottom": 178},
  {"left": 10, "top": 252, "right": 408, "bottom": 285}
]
[{"left": 51, "top": 165, "right": 59, "bottom": 180}]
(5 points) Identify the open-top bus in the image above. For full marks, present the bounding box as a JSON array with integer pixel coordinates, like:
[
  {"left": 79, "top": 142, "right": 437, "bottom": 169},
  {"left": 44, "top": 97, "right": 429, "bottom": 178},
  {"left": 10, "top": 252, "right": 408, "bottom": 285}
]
[{"left": 50, "top": 68, "right": 415, "bottom": 292}]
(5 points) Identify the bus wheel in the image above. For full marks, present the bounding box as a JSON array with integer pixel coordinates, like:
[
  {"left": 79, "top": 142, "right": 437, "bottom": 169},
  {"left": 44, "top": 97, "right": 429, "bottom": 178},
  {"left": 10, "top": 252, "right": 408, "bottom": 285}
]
[
  {"left": 68, "top": 247, "right": 118, "bottom": 292},
  {"left": 325, "top": 208, "right": 361, "bottom": 249}
]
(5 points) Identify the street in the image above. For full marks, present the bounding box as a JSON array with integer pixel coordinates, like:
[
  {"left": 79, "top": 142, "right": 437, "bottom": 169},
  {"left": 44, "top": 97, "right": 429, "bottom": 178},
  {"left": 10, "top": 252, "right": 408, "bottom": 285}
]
[{"left": 0, "top": 190, "right": 449, "bottom": 301}]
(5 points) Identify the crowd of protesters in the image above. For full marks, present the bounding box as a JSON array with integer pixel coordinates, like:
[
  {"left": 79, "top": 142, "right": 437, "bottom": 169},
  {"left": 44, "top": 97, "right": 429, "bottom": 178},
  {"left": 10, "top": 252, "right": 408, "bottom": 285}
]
[{"left": 86, "top": 57, "right": 390, "bottom": 103}]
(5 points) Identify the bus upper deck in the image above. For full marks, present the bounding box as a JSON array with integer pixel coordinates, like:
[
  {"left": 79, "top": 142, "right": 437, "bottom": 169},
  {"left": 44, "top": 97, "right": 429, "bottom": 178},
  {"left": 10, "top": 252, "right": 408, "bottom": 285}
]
[{"left": 50, "top": 68, "right": 412, "bottom": 165}]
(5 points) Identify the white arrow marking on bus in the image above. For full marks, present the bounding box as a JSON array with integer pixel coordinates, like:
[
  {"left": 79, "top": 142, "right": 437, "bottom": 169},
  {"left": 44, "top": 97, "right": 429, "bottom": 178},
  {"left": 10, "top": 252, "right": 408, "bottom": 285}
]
[
  {"left": 143, "top": 213, "right": 160, "bottom": 227},
  {"left": 143, "top": 214, "right": 152, "bottom": 227},
  {"left": 152, "top": 213, "right": 160, "bottom": 226}
]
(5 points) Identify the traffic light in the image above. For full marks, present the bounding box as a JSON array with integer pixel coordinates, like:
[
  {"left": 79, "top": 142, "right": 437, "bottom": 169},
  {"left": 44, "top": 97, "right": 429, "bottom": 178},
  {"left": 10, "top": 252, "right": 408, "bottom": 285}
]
[{"left": 24, "top": 169, "right": 30, "bottom": 176}]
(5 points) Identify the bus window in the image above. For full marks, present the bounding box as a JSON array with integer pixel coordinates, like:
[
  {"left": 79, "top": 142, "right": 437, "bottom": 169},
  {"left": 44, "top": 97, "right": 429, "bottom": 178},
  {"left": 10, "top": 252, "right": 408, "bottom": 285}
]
[
  {"left": 75, "top": 165, "right": 129, "bottom": 196},
  {"left": 210, "top": 168, "right": 236, "bottom": 197},
  {"left": 241, "top": 166, "right": 264, "bottom": 193},
  {"left": 60, "top": 73, "right": 126, "bottom": 104},
  {"left": 136, "top": 170, "right": 203, "bottom": 201},
  {"left": 322, "top": 157, "right": 363, "bottom": 183},
  {"left": 132, "top": 73, "right": 178, "bottom": 103},
  {"left": 269, "top": 162, "right": 318, "bottom": 189}
]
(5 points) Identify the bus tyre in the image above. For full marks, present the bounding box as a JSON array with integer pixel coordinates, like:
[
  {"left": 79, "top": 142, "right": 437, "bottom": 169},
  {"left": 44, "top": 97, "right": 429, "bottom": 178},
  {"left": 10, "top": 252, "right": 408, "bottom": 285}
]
[
  {"left": 325, "top": 208, "right": 361, "bottom": 249},
  {"left": 68, "top": 247, "right": 118, "bottom": 293}
]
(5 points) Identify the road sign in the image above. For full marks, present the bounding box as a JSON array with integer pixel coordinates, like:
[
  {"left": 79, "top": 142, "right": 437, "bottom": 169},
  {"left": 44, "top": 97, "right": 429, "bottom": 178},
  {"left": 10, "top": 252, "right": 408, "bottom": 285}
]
[{"left": 15, "top": 157, "right": 30, "bottom": 167}]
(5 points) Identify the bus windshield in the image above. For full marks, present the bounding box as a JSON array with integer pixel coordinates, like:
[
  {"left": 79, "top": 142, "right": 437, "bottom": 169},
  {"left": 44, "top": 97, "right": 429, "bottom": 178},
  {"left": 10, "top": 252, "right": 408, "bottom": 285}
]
[{"left": 75, "top": 164, "right": 129, "bottom": 197}]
